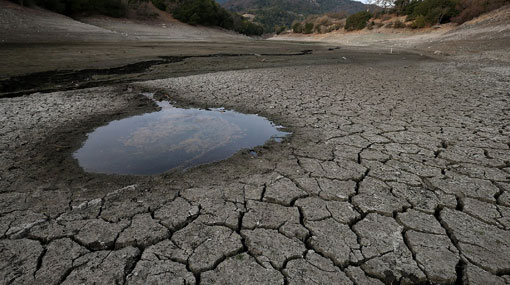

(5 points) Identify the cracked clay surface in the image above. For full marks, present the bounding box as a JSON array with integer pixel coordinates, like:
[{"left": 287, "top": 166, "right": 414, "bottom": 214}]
[{"left": 1, "top": 51, "right": 510, "bottom": 284}]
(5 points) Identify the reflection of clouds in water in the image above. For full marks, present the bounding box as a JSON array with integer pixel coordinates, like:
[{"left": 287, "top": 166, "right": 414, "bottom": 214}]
[
  {"left": 122, "top": 111, "right": 244, "bottom": 155},
  {"left": 75, "top": 99, "right": 289, "bottom": 175}
]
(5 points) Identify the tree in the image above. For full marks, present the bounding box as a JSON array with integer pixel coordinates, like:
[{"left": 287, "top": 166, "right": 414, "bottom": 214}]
[{"left": 345, "top": 11, "right": 372, "bottom": 31}]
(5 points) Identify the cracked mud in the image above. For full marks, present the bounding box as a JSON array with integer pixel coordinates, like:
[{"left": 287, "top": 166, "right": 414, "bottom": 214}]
[{"left": 1, "top": 48, "right": 510, "bottom": 284}]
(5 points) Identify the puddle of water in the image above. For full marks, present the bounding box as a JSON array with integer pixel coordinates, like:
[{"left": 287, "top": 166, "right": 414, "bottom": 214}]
[{"left": 74, "top": 96, "right": 290, "bottom": 175}]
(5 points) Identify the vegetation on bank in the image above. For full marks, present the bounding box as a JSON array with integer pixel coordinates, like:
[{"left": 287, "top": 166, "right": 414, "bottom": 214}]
[
  {"left": 345, "top": 11, "right": 372, "bottom": 31},
  {"left": 171, "top": 0, "right": 263, "bottom": 35},
  {"left": 224, "top": 0, "right": 367, "bottom": 33},
  {"left": 288, "top": 0, "right": 510, "bottom": 34},
  {"left": 7, "top": 0, "right": 263, "bottom": 35},
  {"left": 290, "top": 12, "right": 348, "bottom": 34},
  {"left": 8, "top": 0, "right": 128, "bottom": 17}
]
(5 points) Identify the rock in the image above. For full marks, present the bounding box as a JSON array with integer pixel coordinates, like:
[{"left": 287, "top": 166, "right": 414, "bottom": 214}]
[
  {"left": 366, "top": 160, "right": 422, "bottom": 186},
  {"left": 154, "top": 197, "right": 199, "bottom": 231},
  {"left": 180, "top": 186, "right": 244, "bottom": 205},
  {"left": 295, "top": 197, "right": 330, "bottom": 221},
  {"left": 294, "top": 176, "right": 321, "bottom": 195},
  {"left": 126, "top": 241, "right": 194, "bottom": 285},
  {"left": 284, "top": 251, "right": 352, "bottom": 284},
  {"left": 171, "top": 221, "right": 242, "bottom": 273},
  {"left": 498, "top": 190, "right": 510, "bottom": 207},
  {"left": 194, "top": 199, "right": 241, "bottom": 230},
  {"left": 354, "top": 214, "right": 426, "bottom": 283},
  {"left": 0, "top": 239, "right": 43, "bottom": 284},
  {"left": 396, "top": 209, "right": 445, "bottom": 234},
  {"left": 322, "top": 160, "right": 367, "bottom": 181},
  {"left": 428, "top": 175, "right": 499, "bottom": 202},
  {"left": 242, "top": 228, "right": 306, "bottom": 269},
  {"left": 201, "top": 253, "right": 284, "bottom": 284},
  {"left": 390, "top": 182, "right": 457, "bottom": 214},
  {"left": 59, "top": 198, "right": 102, "bottom": 221},
  {"left": 405, "top": 230, "right": 459, "bottom": 283},
  {"left": 62, "top": 247, "right": 140, "bottom": 284},
  {"left": 263, "top": 177, "right": 307, "bottom": 206},
  {"left": 116, "top": 213, "right": 169, "bottom": 249},
  {"left": 352, "top": 177, "right": 410, "bottom": 216},
  {"left": 141, "top": 239, "right": 189, "bottom": 263},
  {"left": 180, "top": 186, "right": 243, "bottom": 229},
  {"left": 360, "top": 148, "right": 390, "bottom": 162},
  {"left": 100, "top": 185, "right": 151, "bottom": 223},
  {"left": 317, "top": 178, "right": 356, "bottom": 201},
  {"left": 35, "top": 238, "right": 89, "bottom": 284},
  {"left": 440, "top": 208, "right": 510, "bottom": 274},
  {"left": 76, "top": 219, "right": 129, "bottom": 250},
  {"left": 242, "top": 201, "right": 305, "bottom": 239},
  {"left": 27, "top": 220, "right": 86, "bottom": 242},
  {"left": 126, "top": 259, "right": 194, "bottom": 285},
  {"left": 0, "top": 210, "right": 47, "bottom": 239},
  {"left": 307, "top": 218, "right": 360, "bottom": 266},
  {"left": 243, "top": 184, "right": 265, "bottom": 201},
  {"left": 345, "top": 266, "right": 385, "bottom": 285},
  {"left": 296, "top": 196, "right": 359, "bottom": 224},
  {"left": 463, "top": 197, "right": 508, "bottom": 228},
  {"left": 464, "top": 263, "right": 507, "bottom": 285}
]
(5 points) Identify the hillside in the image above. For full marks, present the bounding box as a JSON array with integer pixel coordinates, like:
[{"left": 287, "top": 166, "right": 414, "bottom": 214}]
[
  {"left": 221, "top": 0, "right": 368, "bottom": 32},
  {"left": 272, "top": 4, "right": 510, "bottom": 62},
  {"left": 224, "top": 0, "right": 366, "bottom": 14},
  {"left": 0, "top": 0, "right": 247, "bottom": 43}
]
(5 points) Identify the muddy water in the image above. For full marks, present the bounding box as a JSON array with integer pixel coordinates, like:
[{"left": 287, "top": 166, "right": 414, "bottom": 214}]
[{"left": 73, "top": 97, "right": 289, "bottom": 175}]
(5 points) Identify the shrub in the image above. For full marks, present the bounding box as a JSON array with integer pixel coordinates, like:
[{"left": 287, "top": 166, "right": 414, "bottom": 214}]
[
  {"left": 452, "top": 0, "right": 510, "bottom": 24},
  {"left": 151, "top": 0, "right": 167, "bottom": 11},
  {"left": 316, "top": 15, "right": 331, "bottom": 26},
  {"left": 292, "top": 22, "right": 303, "bottom": 33},
  {"left": 319, "top": 25, "right": 329, "bottom": 33},
  {"left": 410, "top": 0, "right": 458, "bottom": 25},
  {"left": 413, "top": 15, "right": 426, "bottom": 28},
  {"left": 90, "top": 0, "right": 127, "bottom": 17},
  {"left": 327, "top": 23, "right": 342, "bottom": 32},
  {"left": 232, "top": 16, "right": 264, "bottom": 36},
  {"left": 275, "top": 25, "right": 286, "bottom": 34},
  {"left": 345, "top": 11, "right": 372, "bottom": 31},
  {"left": 303, "top": 22, "right": 314, "bottom": 34},
  {"left": 172, "top": 0, "right": 233, "bottom": 27},
  {"left": 393, "top": 19, "right": 406, "bottom": 28}
]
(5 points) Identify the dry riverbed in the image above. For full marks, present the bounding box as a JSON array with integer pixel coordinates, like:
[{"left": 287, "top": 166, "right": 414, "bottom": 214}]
[{"left": 1, "top": 42, "right": 510, "bottom": 284}]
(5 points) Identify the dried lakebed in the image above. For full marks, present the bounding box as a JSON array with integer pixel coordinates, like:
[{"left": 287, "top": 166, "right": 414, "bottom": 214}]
[{"left": 1, "top": 51, "right": 510, "bottom": 284}]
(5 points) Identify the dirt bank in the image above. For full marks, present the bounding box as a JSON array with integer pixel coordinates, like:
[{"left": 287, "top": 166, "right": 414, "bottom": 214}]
[{"left": 0, "top": 0, "right": 245, "bottom": 43}]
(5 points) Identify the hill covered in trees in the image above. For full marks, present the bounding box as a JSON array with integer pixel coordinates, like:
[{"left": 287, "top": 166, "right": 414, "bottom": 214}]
[
  {"left": 221, "top": 0, "right": 368, "bottom": 32},
  {"left": 7, "top": 0, "right": 263, "bottom": 35}
]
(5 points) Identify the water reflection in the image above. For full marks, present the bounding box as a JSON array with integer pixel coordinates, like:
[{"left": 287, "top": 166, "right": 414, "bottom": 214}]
[{"left": 74, "top": 98, "right": 289, "bottom": 175}]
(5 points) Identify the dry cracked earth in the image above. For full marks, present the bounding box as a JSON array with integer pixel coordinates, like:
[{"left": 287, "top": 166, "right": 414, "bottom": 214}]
[{"left": 1, "top": 51, "right": 510, "bottom": 284}]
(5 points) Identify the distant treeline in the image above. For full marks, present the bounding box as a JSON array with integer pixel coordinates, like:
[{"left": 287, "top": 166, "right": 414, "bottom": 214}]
[
  {"left": 8, "top": 0, "right": 264, "bottom": 35},
  {"left": 171, "top": 0, "right": 263, "bottom": 35},
  {"left": 290, "top": 0, "right": 510, "bottom": 33},
  {"left": 8, "top": 0, "right": 128, "bottom": 17},
  {"left": 395, "top": 0, "right": 510, "bottom": 25}
]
